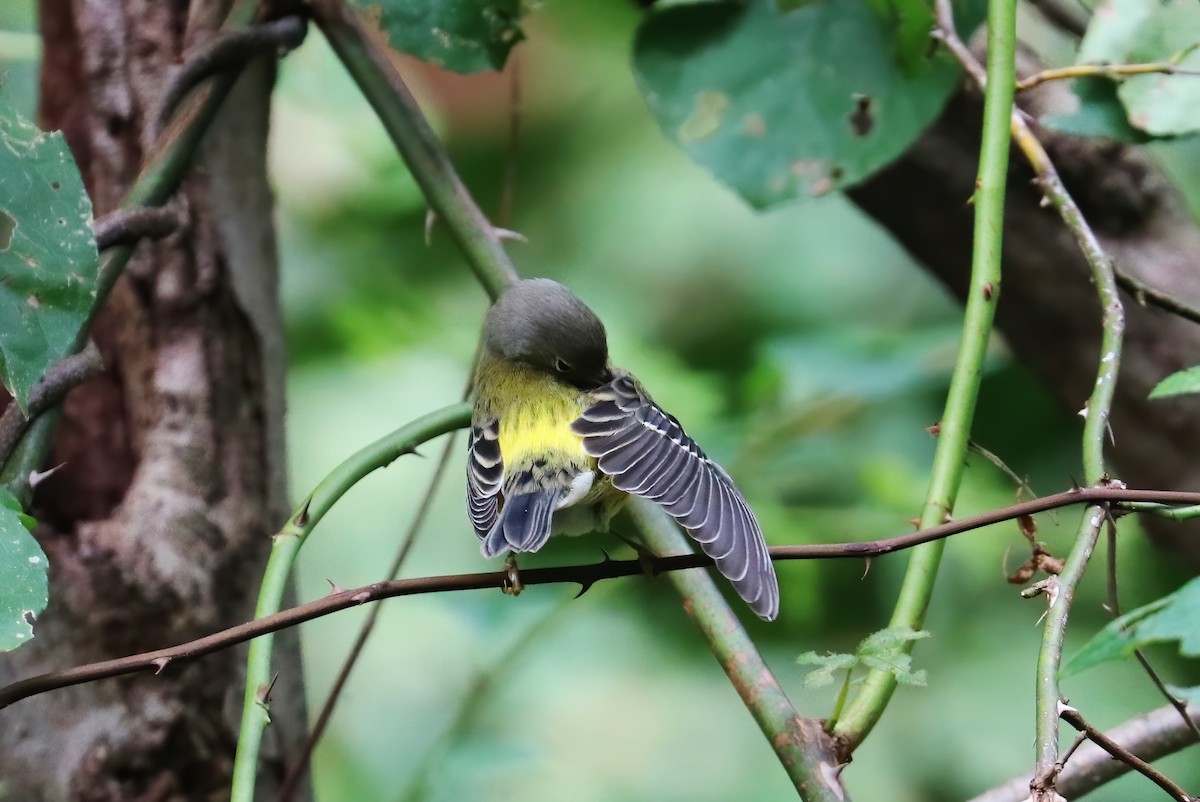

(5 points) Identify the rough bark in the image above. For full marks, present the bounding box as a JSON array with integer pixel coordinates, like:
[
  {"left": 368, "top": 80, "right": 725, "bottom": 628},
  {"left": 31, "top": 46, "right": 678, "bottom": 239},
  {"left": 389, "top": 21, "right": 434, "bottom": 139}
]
[
  {"left": 848, "top": 76, "right": 1200, "bottom": 566},
  {"left": 0, "top": 1, "right": 307, "bottom": 799}
]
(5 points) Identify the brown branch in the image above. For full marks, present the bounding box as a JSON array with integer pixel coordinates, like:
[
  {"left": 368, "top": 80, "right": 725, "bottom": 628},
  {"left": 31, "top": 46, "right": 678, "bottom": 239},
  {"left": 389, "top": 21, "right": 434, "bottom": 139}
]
[
  {"left": 1116, "top": 269, "right": 1200, "bottom": 327},
  {"left": 3, "top": 486, "right": 1200, "bottom": 711},
  {"left": 92, "top": 207, "right": 181, "bottom": 251},
  {"left": 0, "top": 345, "right": 106, "bottom": 470},
  {"left": 970, "top": 702, "right": 1200, "bottom": 802},
  {"left": 1059, "top": 708, "right": 1197, "bottom": 802},
  {"left": 156, "top": 15, "right": 308, "bottom": 130}
]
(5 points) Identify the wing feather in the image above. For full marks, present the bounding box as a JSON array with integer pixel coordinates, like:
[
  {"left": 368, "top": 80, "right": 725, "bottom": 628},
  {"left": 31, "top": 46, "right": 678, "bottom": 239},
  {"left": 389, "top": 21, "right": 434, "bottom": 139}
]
[
  {"left": 572, "top": 375, "right": 780, "bottom": 621},
  {"left": 466, "top": 418, "right": 503, "bottom": 539}
]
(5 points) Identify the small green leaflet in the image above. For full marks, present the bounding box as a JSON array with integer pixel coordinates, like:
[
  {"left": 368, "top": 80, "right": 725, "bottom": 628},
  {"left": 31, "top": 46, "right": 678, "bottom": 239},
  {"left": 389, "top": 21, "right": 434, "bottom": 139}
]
[
  {"left": 1149, "top": 366, "right": 1200, "bottom": 399},
  {"left": 0, "top": 92, "right": 99, "bottom": 413},
  {"left": 1063, "top": 576, "right": 1200, "bottom": 677},
  {"left": 350, "top": 0, "right": 524, "bottom": 74},
  {"left": 798, "top": 627, "right": 930, "bottom": 688},
  {"left": 0, "top": 487, "right": 47, "bottom": 652}
]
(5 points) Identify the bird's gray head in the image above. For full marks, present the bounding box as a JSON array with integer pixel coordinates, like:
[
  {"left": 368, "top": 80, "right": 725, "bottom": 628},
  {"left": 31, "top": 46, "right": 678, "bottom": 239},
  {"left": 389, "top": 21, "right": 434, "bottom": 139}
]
[{"left": 483, "top": 279, "right": 613, "bottom": 389}]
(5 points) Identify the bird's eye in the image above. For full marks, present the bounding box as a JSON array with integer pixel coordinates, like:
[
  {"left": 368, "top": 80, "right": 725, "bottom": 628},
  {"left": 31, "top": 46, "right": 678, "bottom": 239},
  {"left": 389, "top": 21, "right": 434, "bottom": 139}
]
[{"left": 554, "top": 358, "right": 572, "bottom": 373}]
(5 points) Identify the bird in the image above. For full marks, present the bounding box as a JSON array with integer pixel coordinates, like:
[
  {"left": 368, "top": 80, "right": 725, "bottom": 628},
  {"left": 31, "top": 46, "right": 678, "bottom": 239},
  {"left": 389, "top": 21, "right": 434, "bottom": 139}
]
[{"left": 467, "top": 278, "right": 779, "bottom": 621}]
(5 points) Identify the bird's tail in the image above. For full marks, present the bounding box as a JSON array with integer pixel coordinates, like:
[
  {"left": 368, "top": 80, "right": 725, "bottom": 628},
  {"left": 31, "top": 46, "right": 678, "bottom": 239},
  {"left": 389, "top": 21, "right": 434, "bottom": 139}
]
[{"left": 481, "top": 489, "right": 558, "bottom": 558}]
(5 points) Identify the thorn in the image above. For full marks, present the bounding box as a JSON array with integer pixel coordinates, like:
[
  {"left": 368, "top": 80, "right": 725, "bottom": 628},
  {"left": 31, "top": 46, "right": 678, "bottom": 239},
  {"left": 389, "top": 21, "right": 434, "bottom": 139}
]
[
  {"left": 1077, "top": 403, "right": 1088, "bottom": 419},
  {"left": 425, "top": 209, "right": 436, "bottom": 246},
  {"left": 151, "top": 657, "right": 171, "bottom": 675},
  {"left": 573, "top": 579, "right": 595, "bottom": 599},
  {"left": 350, "top": 590, "right": 371, "bottom": 604},
  {"left": 257, "top": 671, "right": 280, "bottom": 706},
  {"left": 1056, "top": 700, "right": 1078, "bottom": 716},
  {"left": 1106, "top": 421, "right": 1116, "bottom": 446},
  {"left": 325, "top": 578, "right": 346, "bottom": 595},
  {"left": 293, "top": 496, "right": 312, "bottom": 528},
  {"left": 493, "top": 227, "right": 527, "bottom": 243},
  {"left": 860, "top": 557, "right": 872, "bottom": 580},
  {"left": 907, "top": 517, "right": 921, "bottom": 528},
  {"left": 28, "top": 462, "right": 66, "bottom": 488},
  {"left": 925, "top": 422, "right": 941, "bottom": 437},
  {"left": 982, "top": 281, "right": 994, "bottom": 300}
]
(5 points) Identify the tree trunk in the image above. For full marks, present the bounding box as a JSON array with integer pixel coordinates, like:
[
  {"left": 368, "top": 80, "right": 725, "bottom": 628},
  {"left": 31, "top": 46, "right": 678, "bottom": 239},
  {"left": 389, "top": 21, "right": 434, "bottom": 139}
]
[
  {"left": 848, "top": 76, "right": 1200, "bottom": 566},
  {"left": 0, "top": 1, "right": 308, "bottom": 799}
]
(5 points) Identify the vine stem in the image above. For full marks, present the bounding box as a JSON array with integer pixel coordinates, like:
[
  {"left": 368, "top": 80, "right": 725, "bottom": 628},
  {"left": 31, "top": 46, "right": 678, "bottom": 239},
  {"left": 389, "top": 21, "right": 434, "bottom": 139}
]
[
  {"left": 928, "top": 0, "right": 1128, "bottom": 796},
  {"left": 228, "top": 403, "right": 470, "bottom": 802},
  {"left": 832, "top": 0, "right": 1016, "bottom": 748}
]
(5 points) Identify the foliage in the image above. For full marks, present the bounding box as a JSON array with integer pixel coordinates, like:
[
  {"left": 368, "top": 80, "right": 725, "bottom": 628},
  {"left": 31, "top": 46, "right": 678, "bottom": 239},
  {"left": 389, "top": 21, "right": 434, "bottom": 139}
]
[
  {"left": 0, "top": 486, "right": 46, "bottom": 652},
  {"left": 797, "top": 627, "right": 930, "bottom": 688},
  {"left": 353, "top": 0, "right": 524, "bottom": 73},
  {"left": 0, "top": 94, "right": 98, "bottom": 413},
  {"left": 631, "top": 0, "right": 982, "bottom": 208},
  {"left": 1064, "top": 576, "right": 1200, "bottom": 677},
  {"left": 1149, "top": 365, "right": 1200, "bottom": 399},
  {"left": 1067, "top": 0, "right": 1200, "bottom": 138}
]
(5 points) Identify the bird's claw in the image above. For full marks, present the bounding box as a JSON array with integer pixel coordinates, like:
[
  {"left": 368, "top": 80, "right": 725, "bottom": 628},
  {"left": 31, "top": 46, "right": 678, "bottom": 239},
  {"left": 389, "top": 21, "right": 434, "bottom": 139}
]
[{"left": 501, "top": 554, "right": 524, "bottom": 597}]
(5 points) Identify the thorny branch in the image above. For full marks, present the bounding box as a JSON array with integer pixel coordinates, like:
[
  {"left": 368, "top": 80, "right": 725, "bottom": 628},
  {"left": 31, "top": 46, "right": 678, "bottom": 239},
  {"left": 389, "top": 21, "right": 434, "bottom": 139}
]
[
  {"left": 2, "top": 485, "right": 1198, "bottom": 711},
  {"left": 1059, "top": 708, "right": 1197, "bottom": 802}
]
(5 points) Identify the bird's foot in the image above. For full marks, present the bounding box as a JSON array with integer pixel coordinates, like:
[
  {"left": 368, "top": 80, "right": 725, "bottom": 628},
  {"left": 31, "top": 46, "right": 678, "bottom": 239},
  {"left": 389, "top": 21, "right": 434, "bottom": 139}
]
[{"left": 501, "top": 554, "right": 524, "bottom": 596}]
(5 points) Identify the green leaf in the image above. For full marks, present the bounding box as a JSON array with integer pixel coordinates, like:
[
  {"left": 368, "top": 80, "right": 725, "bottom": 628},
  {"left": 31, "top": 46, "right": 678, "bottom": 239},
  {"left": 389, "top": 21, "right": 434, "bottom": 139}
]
[
  {"left": 797, "top": 650, "right": 857, "bottom": 687},
  {"left": 633, "top": 0, "right": 980, "bottom": 208},
  {"left": 0, "top": 93, "right": 98, "bottom": 413},
  {"left": 0, "top": 487, "right": 47, "bottom": 651},
  {"left": 1064, "top": 577, "right": 1200, "bottom": 676},
  {"left": 1078, "top": 0, "right": 1200, "bottom": 137},
  {"left": 1149, "top": 365, "right": 1200, "bottom": 399},
  {"left": 1040, "top": 77, "right": 1152, "bottom": 144},
  {"left": 796, "top": 627, "right": 930, "bottom": 688},
  {"left": 353, "top": 0, "right": 524, "bottom": 73}
]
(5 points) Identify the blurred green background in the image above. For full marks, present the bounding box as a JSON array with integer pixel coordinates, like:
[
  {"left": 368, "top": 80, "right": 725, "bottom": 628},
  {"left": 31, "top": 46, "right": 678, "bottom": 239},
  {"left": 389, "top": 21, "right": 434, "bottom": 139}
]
[{"left": 4, "top": 1, "right": 1199, "bottom": 800}]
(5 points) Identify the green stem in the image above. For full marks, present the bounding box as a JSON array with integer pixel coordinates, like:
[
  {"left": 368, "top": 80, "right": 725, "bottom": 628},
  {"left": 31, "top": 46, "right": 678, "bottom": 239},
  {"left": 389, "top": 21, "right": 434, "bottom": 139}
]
[
  {"left": 833, "top": 0, "right": 1016, "bottom": 748},
  {"left": 625, "top": 501, "right": 846, "bottom": 801},
  {"left": 309, "top": 0, "right": 516, "bottom": 300},
  {"left": 228, "top": 402, "right": 471, "bottom": 802},
  {"left": 1120, "top": 502, "right": 1200, "bottom": 521}
]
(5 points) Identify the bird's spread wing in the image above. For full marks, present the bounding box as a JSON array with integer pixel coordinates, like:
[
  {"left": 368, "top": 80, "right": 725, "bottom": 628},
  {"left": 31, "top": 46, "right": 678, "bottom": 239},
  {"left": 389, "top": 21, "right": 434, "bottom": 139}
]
[
  {"left": 571, "top": 375, "right": 779, "bottom": 621},
  {"left": 467, "top": 417, "right": 503, "bottom": 539}
]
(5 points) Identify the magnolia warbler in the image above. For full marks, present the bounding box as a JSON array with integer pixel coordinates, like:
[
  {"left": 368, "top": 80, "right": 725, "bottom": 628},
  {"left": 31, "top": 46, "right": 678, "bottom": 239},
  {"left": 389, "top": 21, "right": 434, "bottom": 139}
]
[{"left": 467, "top": 279, "right": 779, "bottom": 621}]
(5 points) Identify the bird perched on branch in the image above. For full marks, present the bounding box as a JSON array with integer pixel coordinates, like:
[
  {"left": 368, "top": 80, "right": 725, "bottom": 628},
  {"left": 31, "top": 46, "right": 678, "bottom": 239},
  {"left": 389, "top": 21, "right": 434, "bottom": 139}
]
[{"left": 467, "top": 278, "right": 779, "bottom": 621}]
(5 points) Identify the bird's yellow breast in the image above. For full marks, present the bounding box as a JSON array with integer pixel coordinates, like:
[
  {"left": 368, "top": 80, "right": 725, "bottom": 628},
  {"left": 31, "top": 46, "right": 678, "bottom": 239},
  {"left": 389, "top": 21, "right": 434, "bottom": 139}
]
[{"left": 474, "top": 357, "right": 590, "bottom": 467}]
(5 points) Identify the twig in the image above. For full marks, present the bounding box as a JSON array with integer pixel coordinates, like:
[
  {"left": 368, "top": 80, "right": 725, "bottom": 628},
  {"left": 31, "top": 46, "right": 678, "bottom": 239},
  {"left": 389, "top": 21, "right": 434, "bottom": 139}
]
[
  {"left": 308, "top": 0, "right": 517, "bottom": 299},
  {"left": 1059, "top": 708, "right": 1197, "bottom": 801},
  {"left": 1115, "top": 269, "right": 1200, "bottom": 327},
  {"left": 969, "top": 702, "right": 1200, "bottom": 802},
  {"left": 4, "top": 485, "right": 1200, "bottom": 711},
  {"left": 0, "top": 345, "right": 105, "bottom": 471},
  {"left": 832, "top": 0, "right": 1015, "bottom": 749},
  {"left": 276, "top": 428, "right": 462, "bottom": 802},
  {"left": 156, "top": 15, "right": 308, "bottom": 130},
  {"left": 92, "top": 207, "right": 181, "bottom": 251},
  {"left": 1018, "top": 62, "right": 1200, "bottom": 91},
  {"left": 228, "top": 402, "right": 470, "bottom": 802}
]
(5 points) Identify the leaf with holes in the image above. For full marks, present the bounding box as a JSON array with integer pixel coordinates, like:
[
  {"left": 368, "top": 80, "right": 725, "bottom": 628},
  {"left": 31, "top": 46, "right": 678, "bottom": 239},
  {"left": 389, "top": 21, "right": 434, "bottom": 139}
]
[
  {"left": 0, "top": 487, "right": 46, "bottom": 651},
  {"left": 0, "top": 94, "right": 98, "bottom": 413},
  {"left": 1063, "top": 576, "right": 1200, "bottom": 677},
  {"left": 633, "top": 0, "right": 982, "bottom": 208},
  {"left": 1149, "top": 365, "right": 1200, "bottom": 399},
  {"left": 352, "top": 0, "right": 524, "bottom": 73},
  {"left": 1078, "top": 0, "right": 1200, "bottom": 137}
]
